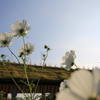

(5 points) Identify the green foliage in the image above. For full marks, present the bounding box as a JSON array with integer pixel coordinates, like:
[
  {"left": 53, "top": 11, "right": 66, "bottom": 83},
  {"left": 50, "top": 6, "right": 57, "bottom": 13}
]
[{"left": 0, "top": 91, "right": 6, "bottom": 100}]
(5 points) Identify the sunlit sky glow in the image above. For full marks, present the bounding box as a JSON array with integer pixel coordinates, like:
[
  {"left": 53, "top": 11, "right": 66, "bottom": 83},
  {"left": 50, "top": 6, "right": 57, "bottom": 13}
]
[{"left": 1, "top": 0, "right": 100, "bottom": 69}]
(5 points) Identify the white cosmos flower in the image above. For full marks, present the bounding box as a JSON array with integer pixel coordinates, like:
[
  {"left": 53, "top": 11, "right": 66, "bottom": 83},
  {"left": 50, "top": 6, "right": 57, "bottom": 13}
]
[
  {"left": 19, "top": 43, "right": 34, "bottom": 56},
  {"left": 56, "top": 68, "right": 100, "bottom": 100},
  {"left": 62, "top": 50, "right": 76, "bottom": 70},
  {"left": 11, "top": 20, "right": 31, "bottom": 38},
  {"left": 59, "top": 79, "right": 68, "bottom": 91},
  {"left": 0, "top": 32, "right": 14, "bottom": 47}
]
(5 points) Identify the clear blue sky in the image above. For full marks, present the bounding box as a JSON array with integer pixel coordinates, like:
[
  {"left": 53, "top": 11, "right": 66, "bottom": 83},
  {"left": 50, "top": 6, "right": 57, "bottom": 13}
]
[{"left": 0, "top": 0, "right": 100, "bottom": 69}]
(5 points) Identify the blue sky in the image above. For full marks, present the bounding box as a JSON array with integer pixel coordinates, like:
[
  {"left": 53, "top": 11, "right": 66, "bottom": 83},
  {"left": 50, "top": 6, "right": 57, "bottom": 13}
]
[{"left": 0, "top": 0, "right": 100, "bottom": 69}]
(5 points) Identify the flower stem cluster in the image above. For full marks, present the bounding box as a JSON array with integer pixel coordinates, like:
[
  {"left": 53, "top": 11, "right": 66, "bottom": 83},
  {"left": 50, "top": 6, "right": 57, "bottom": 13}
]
[
  {"left": 0, "top": 20, "right": 50, "bottom": 100},
  {"left": 41, "top": 45, "right": 51, "bottom": 62},
  {"left": 44, "top": 45, "right": 51, "bottom": 51}
]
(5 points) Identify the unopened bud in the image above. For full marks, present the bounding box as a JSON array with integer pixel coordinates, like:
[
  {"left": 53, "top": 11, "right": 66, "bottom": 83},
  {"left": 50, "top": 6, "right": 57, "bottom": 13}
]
[{"left": 44, "top": 45, "right": 48, "bottom": 49}]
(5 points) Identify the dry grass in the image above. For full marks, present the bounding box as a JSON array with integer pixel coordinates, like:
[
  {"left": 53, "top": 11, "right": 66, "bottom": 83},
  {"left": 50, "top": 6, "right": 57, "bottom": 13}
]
[{"left": 0, "top": 62, "right": 73, "bottom": 81}]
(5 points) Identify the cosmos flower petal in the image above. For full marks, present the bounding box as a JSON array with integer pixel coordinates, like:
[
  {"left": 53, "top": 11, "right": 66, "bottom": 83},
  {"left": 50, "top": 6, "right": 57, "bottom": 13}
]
[
  {"left": 93, "top": 68, "right": 100, "bottom": 85},
  {"left": 15, "top": 20, "right": 22, "bottom": 29},
  {"left": 22, "top": 20, "right": 28, "bottom": 28},
  {"left": 68, "top": 70, "right": 93, "bottom": 99},
  {"left": 11, "top": 24, "right": 18, "bottom": 31},
  {"left": 56, "top": 68, "right": 100, "bottom": 100},
  {"left": 59, "top": 79, "right": 68, "bottom": 91},
  {"left": 62, "top": 52, "right": 69, "bottom": 61},
  {"left": 62, "top": 50, "right": 76, "bottom": 70},
  {"left": 56, "top": 89, "right": 80, "bottom": 100},
  {"left": 70, "top": 50, "right": 76, "bottom": 57},
  {"left": 19, "top": 43, "right": 35, "bottom": 56},
  {"left": 93, "top": 68, "right": 100, "bottom": 96},
  {"left": 0, "top": 32, "right": 14, "bottom": 47},
  {"left": 10, "top": 20, "right": 31, "bottom": 38}
]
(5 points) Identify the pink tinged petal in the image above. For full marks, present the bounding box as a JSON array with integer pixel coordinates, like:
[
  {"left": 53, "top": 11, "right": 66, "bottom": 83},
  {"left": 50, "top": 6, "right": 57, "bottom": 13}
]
[{"left": 68, "top": 70, "right": 93, "bottom": 100}]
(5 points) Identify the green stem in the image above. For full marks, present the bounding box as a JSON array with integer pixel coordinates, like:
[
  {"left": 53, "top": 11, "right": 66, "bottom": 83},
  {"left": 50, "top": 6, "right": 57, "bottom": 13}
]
[
  {"left": 7, "top": 47, "right": 20, "bottom": 64},
  {"left": 22, "top": 37, "right": 26, "bottom": 59},
  {"left": 33, "top": 51, "right": 48, "bottom": 98},
  {"left": 33, "top": 61, "right": 45, "bottom": 97},
  {"left": 22, "top": 36, "right": 25, "bottom": 46},
  {"left": 2, "top": 61, "right": 27, "bottom": 97},
  {"left": 24, "top": 65, "right": 33, "bottom": 100},
  {"left": 22, "top": 37, "right": 33, "bottom": 99},
  {"left": 7, "top": 47, "right": 24, "bottom": 69}
]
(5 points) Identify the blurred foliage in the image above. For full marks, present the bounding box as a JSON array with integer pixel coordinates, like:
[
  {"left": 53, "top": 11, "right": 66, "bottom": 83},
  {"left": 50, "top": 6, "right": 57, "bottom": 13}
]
[{"left": 0, "top": 91, "right": 6, "bottom": 100}]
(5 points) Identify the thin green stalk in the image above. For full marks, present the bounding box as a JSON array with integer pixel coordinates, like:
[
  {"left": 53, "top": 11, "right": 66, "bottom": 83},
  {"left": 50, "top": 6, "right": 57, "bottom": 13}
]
[
  {"left": 33, "top": 51, "right": 49, "bottom": 98},
  {"left": 22, "top": 37, "right": 33, "bottom": 99},
  {"left": 22, "top": 37, "right": 26, "bottom": 59},
  {"left": 33, "top": 61, "right": 45, "bottom": 98},
  {"left": 22, "top": 36, "right": 26, "bottom": 46},
  {"left": 7, "top": 47, "right": 24, "bottom": 69},
  {"left": 2, "top": 61, "right": 27, "bottom": 97},
  {"left": 24, "top": 65, "right": 33, "bottom": 100},
  {"left": 7, "top": 47, "right": 20, "bottom": 64}
]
